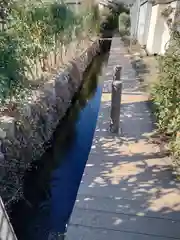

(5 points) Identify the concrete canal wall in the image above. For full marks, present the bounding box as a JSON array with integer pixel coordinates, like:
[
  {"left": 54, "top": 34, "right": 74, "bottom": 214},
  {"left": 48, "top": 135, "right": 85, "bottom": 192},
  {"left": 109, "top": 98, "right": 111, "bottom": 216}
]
[{"left": 0, "top": 40, "right": 101, "bottom": 203}]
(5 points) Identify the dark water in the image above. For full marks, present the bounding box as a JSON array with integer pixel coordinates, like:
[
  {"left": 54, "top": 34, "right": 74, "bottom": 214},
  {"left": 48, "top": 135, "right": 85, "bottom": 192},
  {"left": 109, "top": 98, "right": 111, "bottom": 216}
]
[{"left": 9, "top": 40, "right": 111, "bottom": 240}]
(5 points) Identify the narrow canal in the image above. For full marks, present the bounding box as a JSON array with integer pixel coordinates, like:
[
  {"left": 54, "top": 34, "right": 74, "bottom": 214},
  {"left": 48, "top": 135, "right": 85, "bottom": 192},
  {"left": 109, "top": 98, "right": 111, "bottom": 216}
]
[{"left": 9, "top": 40, "right": 111, "bottom": 240}]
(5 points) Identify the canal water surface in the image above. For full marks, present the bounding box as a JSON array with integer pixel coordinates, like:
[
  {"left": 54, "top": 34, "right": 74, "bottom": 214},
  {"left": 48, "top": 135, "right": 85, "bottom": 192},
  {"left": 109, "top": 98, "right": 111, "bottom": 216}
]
[{"left": 9, "top": 40, "right": 111, "bottom": 240}]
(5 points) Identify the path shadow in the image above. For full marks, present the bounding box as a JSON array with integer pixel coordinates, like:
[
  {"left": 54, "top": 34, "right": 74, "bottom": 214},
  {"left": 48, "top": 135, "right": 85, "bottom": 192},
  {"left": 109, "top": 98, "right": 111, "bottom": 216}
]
[{"left": 71, "top": 93, "right": 180, "bottom": 239}]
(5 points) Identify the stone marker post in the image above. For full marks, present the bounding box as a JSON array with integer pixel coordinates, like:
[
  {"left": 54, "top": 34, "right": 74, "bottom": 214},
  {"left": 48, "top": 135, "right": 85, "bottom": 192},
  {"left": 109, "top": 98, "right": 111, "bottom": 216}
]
[{"left": 110, "top": 65, "right": 122, "bottom": 134}]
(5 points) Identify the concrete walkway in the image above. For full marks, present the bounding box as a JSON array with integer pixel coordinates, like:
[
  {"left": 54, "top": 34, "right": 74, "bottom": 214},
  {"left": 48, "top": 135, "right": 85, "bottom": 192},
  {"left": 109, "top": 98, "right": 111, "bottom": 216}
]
[{"left": 66, "top": 37, "right": 180, "bottom": 239}]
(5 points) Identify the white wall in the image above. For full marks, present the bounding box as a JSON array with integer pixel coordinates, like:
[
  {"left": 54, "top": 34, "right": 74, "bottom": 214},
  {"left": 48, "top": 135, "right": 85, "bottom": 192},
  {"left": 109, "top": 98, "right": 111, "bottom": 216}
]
[
  {"left": 153, "top": 4, "right": 166, "bottom": 54},
  {"left": 146, "top": 4, "right": 159, "bottom": 54},
  {"left": 146, "top": 1, "right": 177, "bottom": 55},
  {"left": 161, "top": 21, "right": 170, "bottom": 54},
  {"left": 160, "top": 1, "right": 177, "bottom": 54}
]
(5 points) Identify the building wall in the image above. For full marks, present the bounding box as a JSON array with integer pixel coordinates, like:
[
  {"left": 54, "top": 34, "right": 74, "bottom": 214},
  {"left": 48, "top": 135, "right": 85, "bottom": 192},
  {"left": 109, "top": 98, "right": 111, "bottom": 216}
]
[
  {"left": 160, "top": 0, "right": 178, "bottom": 54},
  {"left": 153, "top": 4, "right": 166, "bottom": 54},
  {"left": 146, "top": 5, "right": 159, "bottom": 54},
  {"left": 146, "top": 1, "right": 177, "bottom": 55},
  {"left": 160, "top": 16, "right": 171, "bottom": 54}
]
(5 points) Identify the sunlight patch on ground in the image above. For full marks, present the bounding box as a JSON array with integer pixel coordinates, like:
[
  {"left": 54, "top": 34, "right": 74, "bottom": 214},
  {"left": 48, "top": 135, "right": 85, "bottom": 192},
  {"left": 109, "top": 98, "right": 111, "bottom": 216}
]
[
  {"left": 101, "top": 93, "right": 111, "bottom": 102},
  {"left": 121, "top": 93, "right": 149, "bottom": 104},
  {"left": 149, "top": 191, "right": 180, "bottom": 213}
]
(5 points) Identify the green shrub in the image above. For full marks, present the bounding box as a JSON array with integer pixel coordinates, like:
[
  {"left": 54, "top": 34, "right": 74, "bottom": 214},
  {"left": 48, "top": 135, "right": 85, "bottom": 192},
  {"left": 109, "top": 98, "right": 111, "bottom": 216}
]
[
  {"left": 151, "top": 30, "right": 180, "bottom": 166},
  {"left": 0, "top": 0, "right": 101, "bottom": 103},
  {"left": 119, "top": 12, "right": 130, "bottom": 36}
]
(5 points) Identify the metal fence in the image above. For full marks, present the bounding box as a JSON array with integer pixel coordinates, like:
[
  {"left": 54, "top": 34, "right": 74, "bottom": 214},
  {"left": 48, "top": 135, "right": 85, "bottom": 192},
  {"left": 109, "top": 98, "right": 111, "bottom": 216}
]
[{"left": 0, "top": 197, "right": 17, "bottom": 240}]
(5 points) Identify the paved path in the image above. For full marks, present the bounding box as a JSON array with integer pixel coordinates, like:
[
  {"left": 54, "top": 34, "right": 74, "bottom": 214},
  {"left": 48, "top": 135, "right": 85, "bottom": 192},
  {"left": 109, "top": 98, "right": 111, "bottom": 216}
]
[{"left": 66, "top": 37, "right": 180, "bottom": 239}]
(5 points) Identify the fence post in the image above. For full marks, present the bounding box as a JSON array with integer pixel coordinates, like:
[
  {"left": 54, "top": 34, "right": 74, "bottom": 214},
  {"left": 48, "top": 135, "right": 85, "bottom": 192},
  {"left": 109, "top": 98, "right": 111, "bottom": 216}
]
[
  {"left": 110, "top": 65, "right": 122, "bottom": 134},
  {"left": 0, "top": 197, "right": 18, "bottom": 240}
]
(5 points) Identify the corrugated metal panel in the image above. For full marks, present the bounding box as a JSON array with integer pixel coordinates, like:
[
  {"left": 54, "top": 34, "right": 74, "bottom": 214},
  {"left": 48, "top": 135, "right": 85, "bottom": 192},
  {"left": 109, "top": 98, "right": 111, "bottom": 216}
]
[
  {"left": 143, "top": 2, "right": 152, "bottom": 45},
  {"left": 130, "top": 2, "right": 137, "bottom": 37},
  {"left": 137, "top": 1, "right": 148, "bottom": 45},
  {"left": 130, "top": 0, "right": 141, "bottom": 39},
  {"left": 0, "top": 197, "right": 17, "bottom": 240}
]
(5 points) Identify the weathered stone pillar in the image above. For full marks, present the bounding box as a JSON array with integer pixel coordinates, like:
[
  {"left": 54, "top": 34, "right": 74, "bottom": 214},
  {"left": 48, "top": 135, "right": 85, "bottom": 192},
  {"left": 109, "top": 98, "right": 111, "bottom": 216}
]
[{"left": 110, "top": 65, "right": 122, "bottom": 134}]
